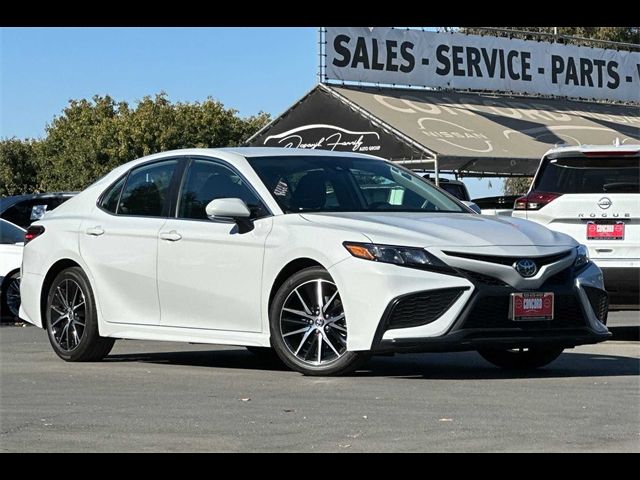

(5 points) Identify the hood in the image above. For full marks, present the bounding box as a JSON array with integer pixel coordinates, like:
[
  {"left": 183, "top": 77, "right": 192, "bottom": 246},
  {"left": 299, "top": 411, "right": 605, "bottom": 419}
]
[{"left": 300, "top": 212, "right": 577, "bottom": 249}]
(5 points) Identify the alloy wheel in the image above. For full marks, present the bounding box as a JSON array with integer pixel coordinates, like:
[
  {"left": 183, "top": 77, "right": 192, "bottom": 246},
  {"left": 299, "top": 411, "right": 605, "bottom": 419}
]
[
  {"left": 6, "top": 275, "right": 21, "bottom": 317},
  {"left": 279, "top": 279, "right": 347, "bottom": 366},
  {"left": 49, "top": 278, "right": 86, "bottom": 351}
]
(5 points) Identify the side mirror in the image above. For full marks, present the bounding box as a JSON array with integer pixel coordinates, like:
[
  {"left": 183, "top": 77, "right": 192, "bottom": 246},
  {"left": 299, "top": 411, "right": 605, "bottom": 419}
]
[
  {"left": 462, "top": 201, "right": 482, "bottom": 214},
  {"left": 206, "top": 198, "right": 253, "bottom": 233}
]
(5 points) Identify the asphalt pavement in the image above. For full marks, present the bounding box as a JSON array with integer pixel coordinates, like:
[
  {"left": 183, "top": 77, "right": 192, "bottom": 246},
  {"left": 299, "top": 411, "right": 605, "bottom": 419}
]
[{"left": 1, "top": 325, "right": 638, "bottom": 452}]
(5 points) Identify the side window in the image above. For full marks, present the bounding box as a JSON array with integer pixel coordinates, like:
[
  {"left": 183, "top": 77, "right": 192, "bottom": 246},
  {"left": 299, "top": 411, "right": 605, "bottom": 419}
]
[
  {"left": 118, "top": 160, "right": 178, "bottom": 217},
  {"left": 100, "top": 177, "right": 126, "bottom": 213},
  {"left": 0, "top": 220, "right": 25, "bottom": 244},
  {"left": 178, "top": 159, "right": 268, "bottom": 220}
]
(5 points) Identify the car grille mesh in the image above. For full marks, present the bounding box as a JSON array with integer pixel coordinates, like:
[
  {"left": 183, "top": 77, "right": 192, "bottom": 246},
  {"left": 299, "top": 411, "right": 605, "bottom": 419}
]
[
  {"left": 387, "top": 288, "right": 466, "bottom": 330},
  {"left": 583, "top": 286, "right": 609, "bottom": 323},
  {"left": 462, "top": 293, "right": 587, "bottom": 329}
]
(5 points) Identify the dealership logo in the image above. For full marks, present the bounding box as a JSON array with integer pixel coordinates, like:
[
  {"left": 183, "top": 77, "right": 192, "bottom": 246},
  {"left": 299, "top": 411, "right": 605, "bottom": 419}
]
[
  {"left": 597, "top": 197, "right": 612, "bottom": 209},
  {"left": 514, "top": 259, "right": 537, "bottom": 278},
  {"left": 263, "top": 124, "right": 381, "bottom": 153}
]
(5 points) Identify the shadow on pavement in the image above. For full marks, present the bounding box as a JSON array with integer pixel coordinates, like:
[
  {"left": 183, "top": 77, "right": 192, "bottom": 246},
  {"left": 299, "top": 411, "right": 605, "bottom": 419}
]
[{"left": 106, "top": 348, "right": 640, "bottom": 380}]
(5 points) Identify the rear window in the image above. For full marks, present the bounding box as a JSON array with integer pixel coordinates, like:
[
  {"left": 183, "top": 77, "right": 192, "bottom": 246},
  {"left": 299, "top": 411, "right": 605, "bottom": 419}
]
[
  {"left": 440, "top": 183, "right": 470, "bottom": 201},
  {"left": 534, "top": 156, "right": 640, "bottom": 194},
  {"left": 0, "top": 197, "right": 71, "bottom": 229}
]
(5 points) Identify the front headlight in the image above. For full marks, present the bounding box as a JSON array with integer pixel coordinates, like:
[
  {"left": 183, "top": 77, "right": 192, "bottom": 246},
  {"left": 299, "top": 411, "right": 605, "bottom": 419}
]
[
  {"left": 574, "top": 244, "right": 590, "bottom": 269},
  {"left": 343, "top": 242, "right": 456, "bottom": 274}
]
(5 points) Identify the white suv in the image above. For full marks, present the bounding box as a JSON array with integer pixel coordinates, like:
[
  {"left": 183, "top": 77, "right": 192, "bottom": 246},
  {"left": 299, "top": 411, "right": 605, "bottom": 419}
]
[{"left": 512, "top": 144, "right": 639, "bottom": 310}]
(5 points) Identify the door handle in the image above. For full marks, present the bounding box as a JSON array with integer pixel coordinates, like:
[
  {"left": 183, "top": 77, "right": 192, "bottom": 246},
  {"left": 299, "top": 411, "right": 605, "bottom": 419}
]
[
  {"left": 85, "top": 226, "right": 105, "bottom": 236},
  {"left": 159, "top": 230, "right": 182, "bottom": 242}
]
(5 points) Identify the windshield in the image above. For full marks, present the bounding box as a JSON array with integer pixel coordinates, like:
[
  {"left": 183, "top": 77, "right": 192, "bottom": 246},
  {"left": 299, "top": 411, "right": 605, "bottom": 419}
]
[
  {"left": 0, "top": 219, "right": 26, "bottom": 244},
  {"left": 535, "top": 156, "right": 640, "bottom": 194},
  {"left": 248, "top": 156, "right": 467, "bottom": 214}
]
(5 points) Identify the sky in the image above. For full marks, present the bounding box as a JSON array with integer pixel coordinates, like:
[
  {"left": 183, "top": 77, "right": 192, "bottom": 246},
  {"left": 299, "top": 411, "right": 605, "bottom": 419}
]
[{"left": 0, "top": 27, "right": 497, "bottom": 198}]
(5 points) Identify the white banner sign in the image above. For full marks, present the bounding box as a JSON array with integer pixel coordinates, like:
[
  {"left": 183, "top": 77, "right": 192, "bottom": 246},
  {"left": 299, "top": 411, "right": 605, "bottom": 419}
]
[{"left": 325, "top": 28, "right": 640, "bottom": 103}]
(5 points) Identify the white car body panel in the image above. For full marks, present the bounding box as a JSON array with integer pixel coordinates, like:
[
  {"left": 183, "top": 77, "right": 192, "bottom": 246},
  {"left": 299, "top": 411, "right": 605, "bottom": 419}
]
[
  {"left": 19, "top": 147, "right": 608, "bottom": 354},
  {"left": 0, "top": 244, "right": 23, "bottom": 283}
]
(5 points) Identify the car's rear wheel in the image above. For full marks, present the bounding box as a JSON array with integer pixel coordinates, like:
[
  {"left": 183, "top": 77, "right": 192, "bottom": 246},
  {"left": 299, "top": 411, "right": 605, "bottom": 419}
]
[
  {"left": 478, "top": 346, "right": 564, "bottom": 370},
  {"left": 1, "top": 271, "right": 21, "bottom": 321},
  {"left": 45, "top": 267, "right": 115, "bottom": 362},
  {"left": 270, "top": 266, "right": 369, "bottom": 376}
]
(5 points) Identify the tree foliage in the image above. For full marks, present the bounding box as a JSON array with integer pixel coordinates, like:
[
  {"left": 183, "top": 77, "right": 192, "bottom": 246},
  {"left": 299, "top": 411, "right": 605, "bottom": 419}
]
[
  {"left": 1, "top": 93, "right": 270, "bottom": 194},
  {"left": 461, "top": 27, "right": 640, "bottom": 45},
  {"left": 0, "top": 139, "right": 40, "bottom": 196}
]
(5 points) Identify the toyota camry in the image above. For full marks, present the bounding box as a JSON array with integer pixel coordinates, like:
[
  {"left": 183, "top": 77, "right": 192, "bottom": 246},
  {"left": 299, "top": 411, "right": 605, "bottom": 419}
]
[{"left": 19, "top": 148, "right": 610, "bottom": 375}]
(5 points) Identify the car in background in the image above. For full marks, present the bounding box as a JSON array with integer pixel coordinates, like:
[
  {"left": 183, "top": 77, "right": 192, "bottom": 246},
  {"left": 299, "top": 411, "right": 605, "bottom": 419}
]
[
  {"left": 420, "top": 175, "right": 471, "bottom": 201},
  {"left": 473, "top": 195, "right": 520, "bottom": 217},
  {"left": 419, "top": 175, "right": 481, "bottom": 213},
  {"left": 1, "top": 219, "right": 25, "bottom": 321},
  {"left": 0, "top": 192, "right": 77, "bottom": 229},
  {"left": 512, "top": 144, "right": 639, "bottom": 310}
]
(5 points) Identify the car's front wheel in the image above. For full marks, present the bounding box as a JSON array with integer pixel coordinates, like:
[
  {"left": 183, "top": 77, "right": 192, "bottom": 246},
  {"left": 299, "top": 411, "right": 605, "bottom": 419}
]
[
  {"left": 478, "top": 346, "right": 564, "bottom": 370},
  {"left": 270, "top": 266, "right": 369, "bottom": 376},
  {"left": 45, "top": 267, "right": 115, "bottom": 362}
]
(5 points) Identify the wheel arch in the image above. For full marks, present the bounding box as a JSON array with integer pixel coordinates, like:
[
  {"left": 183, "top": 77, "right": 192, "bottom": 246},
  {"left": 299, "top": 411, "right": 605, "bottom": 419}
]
[
  {"left": 268, "top": 258, "right": 326, "bottom": 308},
  {"left": 40, "top": 259, "right": 83, "bottom": 326}
]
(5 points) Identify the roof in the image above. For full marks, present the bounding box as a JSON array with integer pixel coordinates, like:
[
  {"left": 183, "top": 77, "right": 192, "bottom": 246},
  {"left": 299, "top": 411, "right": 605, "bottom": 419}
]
[
  {"left": 247, "top": 84, "right": 640, "bottom": 175},
  {"left": 540, "top": 143, "right": 640, "bottom": 158}
]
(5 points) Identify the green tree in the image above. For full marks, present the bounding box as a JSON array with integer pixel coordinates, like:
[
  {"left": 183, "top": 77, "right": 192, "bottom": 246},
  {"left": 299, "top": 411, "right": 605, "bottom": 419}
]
[
  {"left": 459, "top": 27, "right": 639, "bottom": 195},
  {"left": 0, "top": 138, "right": 41, "bottom": 196},
  {"left": 29, "top": 92, "right": 270, "bottom": 192}
]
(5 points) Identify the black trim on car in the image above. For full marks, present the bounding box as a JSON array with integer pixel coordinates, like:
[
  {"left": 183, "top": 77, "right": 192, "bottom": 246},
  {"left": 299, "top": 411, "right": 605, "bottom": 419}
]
[
  {"left": 370, "top": 287, "right": 470, "bottom": 349},
  {"left": 370, "top": 267, "right": 611, "bottom": 353},
  {"left": 442, "top": 250, "right": 573, "bottom": 268}
]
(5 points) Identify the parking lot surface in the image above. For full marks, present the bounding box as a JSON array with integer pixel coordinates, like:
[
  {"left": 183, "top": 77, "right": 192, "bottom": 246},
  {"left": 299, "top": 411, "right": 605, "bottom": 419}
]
[{"left": 1, "top": 325, "right": 638, "bottom": 452}]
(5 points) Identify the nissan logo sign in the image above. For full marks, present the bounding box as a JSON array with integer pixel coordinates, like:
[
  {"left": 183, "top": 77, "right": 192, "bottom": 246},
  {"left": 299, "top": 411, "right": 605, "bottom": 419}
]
[
  {"left": 514, "top": 259, "right": 537, "bottom": 278},
  {"left": 598, "top": 197, "right": 612, "bottom": 209}
]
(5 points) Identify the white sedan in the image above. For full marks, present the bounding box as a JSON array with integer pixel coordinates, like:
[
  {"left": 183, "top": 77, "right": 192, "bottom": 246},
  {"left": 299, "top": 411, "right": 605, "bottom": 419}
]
[
  {"left": 19, "top": 148, "right": 610, "bottom": 375},
  {"left": 1, "top": 218, "right": 25, "bottom": 320}
]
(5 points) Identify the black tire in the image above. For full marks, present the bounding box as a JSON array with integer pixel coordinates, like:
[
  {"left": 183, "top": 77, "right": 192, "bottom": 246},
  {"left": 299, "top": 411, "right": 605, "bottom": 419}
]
[
  {"left": 1, "top": 270, "right": 21, "bottom": 322},
  {"left": 270, "top": 266, "right": 369, "bottom": 376},
  {"left": 45, "top": 267, "right": 115, "bottom": 362},
  {"left": 478, "top": 346, "right": 564, "bottom": 370}
]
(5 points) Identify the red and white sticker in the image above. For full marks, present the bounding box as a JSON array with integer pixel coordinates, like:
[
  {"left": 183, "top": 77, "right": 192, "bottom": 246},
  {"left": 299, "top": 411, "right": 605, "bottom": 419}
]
[
  {"left": 587, "top": 222, "right": 625, "bottom": 240},
  {"left": 511, "top": 292, "right": 554, "bottom": 321}
]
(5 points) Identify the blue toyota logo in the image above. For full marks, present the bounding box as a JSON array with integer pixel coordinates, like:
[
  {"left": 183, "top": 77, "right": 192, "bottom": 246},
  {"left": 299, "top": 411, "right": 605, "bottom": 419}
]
[{"left": 514, "top": 259, "right": 537, "bottom": 278}]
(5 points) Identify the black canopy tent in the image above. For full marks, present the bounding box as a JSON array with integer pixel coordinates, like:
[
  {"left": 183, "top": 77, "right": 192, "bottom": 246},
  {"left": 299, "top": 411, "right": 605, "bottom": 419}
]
[{"left": 247, "top": 83, "right": 640, "bottom": 177}]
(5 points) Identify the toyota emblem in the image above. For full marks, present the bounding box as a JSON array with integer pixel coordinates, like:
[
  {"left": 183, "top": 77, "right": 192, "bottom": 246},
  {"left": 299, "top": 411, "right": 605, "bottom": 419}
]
[{"left": 514, "top": 259, "right": 537, "bottom": 278}]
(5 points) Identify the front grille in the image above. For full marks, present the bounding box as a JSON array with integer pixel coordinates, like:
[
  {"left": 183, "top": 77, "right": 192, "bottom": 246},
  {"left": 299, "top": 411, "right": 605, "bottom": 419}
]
[
  {"left": 387, "top": 288, "right": 466, "bottom": 330},
  {"left": 543, "top": 267, "right": 572, "bottom": 286},
  {"left": 583, "top": 286, "right": 609, "bottom": 323},
  {"left": 458, "top": 269, "right": 510, "bottom": 287},
  {"left": 443, "top": 250, "right": 572, "bottom": 268},
  {"left": 462, "top": 293, "right": 587, "bottom": 330}
]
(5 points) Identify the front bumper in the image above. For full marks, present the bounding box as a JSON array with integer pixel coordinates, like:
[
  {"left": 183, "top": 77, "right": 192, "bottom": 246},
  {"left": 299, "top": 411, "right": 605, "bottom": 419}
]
[{"left": 368, "top": 261, "right": 611, "bottom": 353}]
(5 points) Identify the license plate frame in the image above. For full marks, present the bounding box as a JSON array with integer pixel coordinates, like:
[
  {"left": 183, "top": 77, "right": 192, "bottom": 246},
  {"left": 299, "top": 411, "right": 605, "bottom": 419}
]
[
  {"left": 510, "top": 292, "right": 554, "bottom": 321},
  {"left": 587, "top": 221, "right": 625, "bottom": 240}
]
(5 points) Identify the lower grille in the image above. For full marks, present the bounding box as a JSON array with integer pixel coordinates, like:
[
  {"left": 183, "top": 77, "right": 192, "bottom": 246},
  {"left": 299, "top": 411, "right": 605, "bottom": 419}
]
[
  {"left": 583, "top": 286, "right": 609, "bottom": 323},
  {"left": 387, "top": 288, "right": 466, "bottom": 330},
  {"left": 462, "top": 293, "right": 587, "bottom": 329}
]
